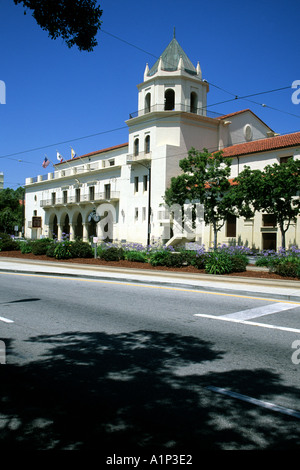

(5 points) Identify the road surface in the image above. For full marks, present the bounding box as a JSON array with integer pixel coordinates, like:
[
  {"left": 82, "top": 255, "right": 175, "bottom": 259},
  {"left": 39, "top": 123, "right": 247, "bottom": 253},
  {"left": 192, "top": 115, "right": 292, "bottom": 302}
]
[{"left": 0, "top": 270, "right": 300, "bottom": 454}]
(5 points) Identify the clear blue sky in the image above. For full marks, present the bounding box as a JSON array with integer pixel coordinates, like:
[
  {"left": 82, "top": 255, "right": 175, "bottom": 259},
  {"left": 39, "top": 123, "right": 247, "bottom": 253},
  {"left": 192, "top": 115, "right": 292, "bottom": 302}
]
[{"left": 0, "top": 0, "right": 299, "bottom": 189}]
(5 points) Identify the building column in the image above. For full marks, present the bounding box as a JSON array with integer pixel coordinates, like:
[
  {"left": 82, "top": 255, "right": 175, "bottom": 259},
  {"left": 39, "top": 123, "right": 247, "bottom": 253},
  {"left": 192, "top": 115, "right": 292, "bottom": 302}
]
[
  {"left": 57, "top": 224, "right": 63, "bottom": 241},
  {"left": 43, "top": 224, "right": 50, "bottom": 238},
  {"left": 69, "top": 224, "right": 75, "bottom": 241},
  {"left": 82, "top": 223, "right": 89, "bottom": 242}
]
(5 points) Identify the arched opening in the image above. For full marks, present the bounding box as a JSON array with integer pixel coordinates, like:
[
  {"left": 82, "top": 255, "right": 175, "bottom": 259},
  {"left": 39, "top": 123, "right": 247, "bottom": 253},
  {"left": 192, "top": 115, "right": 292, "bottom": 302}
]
[
  {"left": 52, "top": 215, "right": 58, "bottom": 239},
  {"left": 134, "top": 138, "right": 139, "bottom": 156},
  {"left": 62, "top": 214, "right": 70, "bottom": 238},
  {"left": 164, "top": 89, "right": 175, "bottom": 111},
  {"left": 74, "top": 213, "right": 83, "bottom": 239},
  {"left": 145, "top": 135, "right": 150, "bottom": 154},
  {"left": 145, "top": 93, "right": 151, "bottom": 113},
  {"left": 88, "top": 218, "right": 97, "bottom": 240},
  {"left": 190, "top": 92, "right": 198, "bottom": 113}
]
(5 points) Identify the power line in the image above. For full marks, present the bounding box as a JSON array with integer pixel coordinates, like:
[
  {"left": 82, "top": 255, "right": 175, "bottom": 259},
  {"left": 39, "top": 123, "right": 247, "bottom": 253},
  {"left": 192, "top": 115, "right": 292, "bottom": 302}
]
[{"left": 1, "top": 31, "right": 299, "bottom": 162}]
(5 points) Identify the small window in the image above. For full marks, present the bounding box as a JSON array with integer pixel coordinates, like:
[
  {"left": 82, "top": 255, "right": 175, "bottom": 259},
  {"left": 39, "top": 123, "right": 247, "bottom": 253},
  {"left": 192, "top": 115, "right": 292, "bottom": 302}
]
[
  {"left": 104, "top": 184, "right": 111, "bottom": 200},
  {"left": 164, "top": 89, "right": 175, "bottom": 111},
  {"left": 51, "top": 192, "right": 56, "bottom": 205},
  {"left": 89, "top": 186, "right": 95, "bottom": 201},
  {"left": 142, "top": 207, "right": 146, "bottom": 221},
  {"left": 226, "top": 214, "right": 236, "bottom": 237},
  {"left": 134, "top": 176, "right": 139, "bottom": 193},
  {"left": 134, "top": 138, "right": 139, "bottom": 156},
  {"left": 262, "top": 214, "right": 276, "bottom": 227},
  {"left": 135, "top": 208, "right": 139, "bottom": 221},
  {"left": 145, "top": 93, "right": 151, "bottom": 113},
  {"left": 145, "top": 135, "right": 150, "bottom": 154},
  {"left": 190, "top": 92, "right": 198, "bottom": 113},
  {"left": 280, "top": 156, "right": 292, "bottom": 165},
  {"left": 143, "top": 175, "right": 148, "bottom": 192},
  {"left": 75, "top": 188, "right": 81, "bottom": 202},
  {"left": 109, "top": 159, "right": 115, "bottom": 166},
  {"left": 63, "top": 190, "right": 68, "bottom": 204},
  {"left": 33, "top": 210, "right": 37, "bottom": 216}
]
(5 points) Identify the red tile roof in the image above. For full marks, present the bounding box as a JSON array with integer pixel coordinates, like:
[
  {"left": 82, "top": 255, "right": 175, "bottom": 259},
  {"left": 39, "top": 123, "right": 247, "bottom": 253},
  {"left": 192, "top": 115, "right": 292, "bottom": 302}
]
[
  {"left": 221, "top": 131, "right": 300, "bottom": 158},
  {"left": 56, "top": 142, "right": 128, "bottom": 165}
]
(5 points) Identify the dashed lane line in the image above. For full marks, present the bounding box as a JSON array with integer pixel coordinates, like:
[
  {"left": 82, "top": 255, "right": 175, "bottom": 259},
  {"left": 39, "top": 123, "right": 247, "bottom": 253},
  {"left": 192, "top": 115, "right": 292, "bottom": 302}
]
[{"left": 0, "top": 316, "right": 14, "bottom": 324}]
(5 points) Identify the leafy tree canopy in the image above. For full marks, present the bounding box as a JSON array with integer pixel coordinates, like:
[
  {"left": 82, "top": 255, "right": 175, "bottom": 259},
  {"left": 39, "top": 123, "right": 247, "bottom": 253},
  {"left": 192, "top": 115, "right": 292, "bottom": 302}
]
[
  {"left": 0, "top": 187, "right": 24, "bottom": 233},
  {"left": 234, "top": 158, "right": 300, "bottom": 248},
  {"left": 14, "top": 0, "right": 103, "bottom": 51},
  {"left": 165, "top": 148, "right": 234, "bottom": 249}
]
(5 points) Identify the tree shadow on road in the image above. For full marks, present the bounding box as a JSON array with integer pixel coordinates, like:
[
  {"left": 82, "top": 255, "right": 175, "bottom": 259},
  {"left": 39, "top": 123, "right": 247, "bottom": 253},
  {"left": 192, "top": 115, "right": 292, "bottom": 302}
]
[{"left": 0, "top": 330, "right": 300, "bottom": 451}]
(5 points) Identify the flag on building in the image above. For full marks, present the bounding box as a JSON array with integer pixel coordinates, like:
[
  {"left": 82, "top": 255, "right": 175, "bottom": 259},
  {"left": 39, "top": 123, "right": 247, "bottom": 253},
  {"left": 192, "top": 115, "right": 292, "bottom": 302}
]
[
  {"left": 42, "top": 156, "right": 50, "bottom": 168},
  {"left": 57, "top": 151, "right": 63, "bottom": 162},
  {"left": 71, "top": 148, "right": 77, "bottom": 159}
]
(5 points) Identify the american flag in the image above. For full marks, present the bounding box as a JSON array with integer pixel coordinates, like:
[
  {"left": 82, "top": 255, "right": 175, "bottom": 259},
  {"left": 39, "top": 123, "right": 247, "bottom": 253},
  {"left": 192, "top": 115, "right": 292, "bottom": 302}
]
[{"left": 42, "top": 156, "right": 50, "bottom": 168}]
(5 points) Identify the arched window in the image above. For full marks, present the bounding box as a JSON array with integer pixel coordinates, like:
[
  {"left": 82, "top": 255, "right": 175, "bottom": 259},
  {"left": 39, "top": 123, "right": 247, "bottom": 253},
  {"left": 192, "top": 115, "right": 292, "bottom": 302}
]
[
  {"left": 164, "top": 89, "right": 175, "bottom": 111},
  {"left": 145, "top": 93, "right": 151, "bottom": 113},
  {"left": 190, "top": 92, "right": 198, "bottom": 113},
  {"left": 134, "top": 138, "right": 139, "bottom": 156},
  {"left": 145, "top": 135, "right": 150, "bottom": 154}
]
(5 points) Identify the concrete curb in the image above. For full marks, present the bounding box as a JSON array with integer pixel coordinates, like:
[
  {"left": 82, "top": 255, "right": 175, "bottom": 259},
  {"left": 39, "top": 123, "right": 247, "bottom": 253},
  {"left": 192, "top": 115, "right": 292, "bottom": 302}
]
[{"left": 1, "top": 256, "right": 300, "bottom": 302}]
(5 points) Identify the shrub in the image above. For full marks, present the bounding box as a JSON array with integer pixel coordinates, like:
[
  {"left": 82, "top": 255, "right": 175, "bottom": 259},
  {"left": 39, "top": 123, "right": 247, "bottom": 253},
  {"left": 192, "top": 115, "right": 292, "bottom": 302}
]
[
  {"left": 205, "top": 251, "right": 232, "bottom": 275},
  {"left": 69, "top": 240, "right": 93, "bottom": 258},
  {"left": 187, "top": 251, "right": 207, "bottom": 269},
  {"left": 20, "top": 241, "right": 33, "bottom": 254},
  {"left": 230, "top": 254, "right": 248, "bottom": 272},
  {"left": 149, "top": 249, "right": 183, "bottom": 267},
  {"left": 54, "top": 240, "right": 73, "bottom": 260},
  {"left": 0, "top": 238, "right": 19, "bottom": 251},
  {"left": 46, "top": 242, "right": 56, "bottom": 258},
  {"left": 31, "top": 238, "right": 53, "bottom": 255},
  {"left": 125, "top": 250, "right": 147, "bottom": 263},
  {"left": 0, "top": 232, "right": 10, "bottom": 240},
  {"left": 99, "top": 246, "right": 125, "bottom": 261},
  {"left": 273, "top": 257, "right": 300, "bottom": 278}
]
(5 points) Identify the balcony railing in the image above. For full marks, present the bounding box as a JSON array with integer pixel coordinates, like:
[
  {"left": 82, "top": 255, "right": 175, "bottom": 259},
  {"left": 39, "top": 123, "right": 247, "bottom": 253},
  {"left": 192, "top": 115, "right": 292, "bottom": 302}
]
[
  {"left": 128, "top": 104, "right": 222, "bottom": 120},
  {"left": 40, "top": 191, "right": 120, "bottom": 208},
  {"left": 26, "top": 160, "right": 120, "bottom": 186},
  {"left": 126, "top": 151, "right": 152, "bottom": 164}
]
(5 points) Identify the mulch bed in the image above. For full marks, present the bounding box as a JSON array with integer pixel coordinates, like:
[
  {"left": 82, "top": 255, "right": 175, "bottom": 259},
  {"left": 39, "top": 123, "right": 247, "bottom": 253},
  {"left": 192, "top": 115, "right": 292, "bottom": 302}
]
[{"left": 0, "top": 250, "right": 299, "bottom": 282}]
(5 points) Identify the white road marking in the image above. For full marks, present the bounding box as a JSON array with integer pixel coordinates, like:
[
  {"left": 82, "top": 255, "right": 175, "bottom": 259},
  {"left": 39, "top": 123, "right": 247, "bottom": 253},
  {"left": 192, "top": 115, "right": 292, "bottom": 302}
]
[
  {"left": 207, "top": 386, "right": 300, "bottom": 419},
  {"left": 0, "top": 316, "right": 14, "bottom": 324},
  {"left": 221, "top": 302, "right": 298, "bottom": 321},
  {"left": 194, "top": 313, "right": 300, "bottom": 333}
]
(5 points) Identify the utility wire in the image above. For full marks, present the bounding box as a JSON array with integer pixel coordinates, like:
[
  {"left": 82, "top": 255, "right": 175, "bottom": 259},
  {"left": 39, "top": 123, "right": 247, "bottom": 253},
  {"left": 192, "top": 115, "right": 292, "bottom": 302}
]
[{"left": 1, "top": 31, "right": 298, "bottom": 162}]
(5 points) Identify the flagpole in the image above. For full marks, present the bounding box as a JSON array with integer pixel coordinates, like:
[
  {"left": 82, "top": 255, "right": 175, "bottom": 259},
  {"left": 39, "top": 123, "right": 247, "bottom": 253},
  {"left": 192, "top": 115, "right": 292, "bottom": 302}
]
[
  {"left": 57, "top": 149, "right": 82, "bottom": 185},
  {"left": 70, "top": 146, "right": 87, "bottom": 167}
]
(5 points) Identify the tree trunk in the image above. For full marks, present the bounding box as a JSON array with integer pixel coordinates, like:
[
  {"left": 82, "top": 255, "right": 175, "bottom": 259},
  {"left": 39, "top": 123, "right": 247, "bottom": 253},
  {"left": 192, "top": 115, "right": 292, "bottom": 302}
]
[
  {"left": 279, "top": 222, "right": 286, "bottom": 250},
  {"left": 213, "top": 222, "right": 218, "bottom": 250}
]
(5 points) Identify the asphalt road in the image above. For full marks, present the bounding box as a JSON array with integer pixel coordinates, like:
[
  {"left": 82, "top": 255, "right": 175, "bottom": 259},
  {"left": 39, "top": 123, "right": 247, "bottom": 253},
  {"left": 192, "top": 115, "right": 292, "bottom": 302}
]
[{"left": 0, "top": 270, "right": 300, "bottom": 454}]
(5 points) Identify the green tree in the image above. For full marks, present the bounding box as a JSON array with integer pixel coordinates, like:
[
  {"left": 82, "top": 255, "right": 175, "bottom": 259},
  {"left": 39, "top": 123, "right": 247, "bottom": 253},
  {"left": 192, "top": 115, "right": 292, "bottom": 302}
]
[
  {"left": 0, "top": 187, "right": 24, "bottom": 233},
  {"left": 165, "top": 148, "right": 234, "bottom": 250},
  {"left": 164, "top": 173, "right": 193, "bottom": 231},
  {"left": 13, "top": 0, "right": 103, "bottom": 51},
  {"left": 234, "top": 159, "right": 300, "bottom": 249}
]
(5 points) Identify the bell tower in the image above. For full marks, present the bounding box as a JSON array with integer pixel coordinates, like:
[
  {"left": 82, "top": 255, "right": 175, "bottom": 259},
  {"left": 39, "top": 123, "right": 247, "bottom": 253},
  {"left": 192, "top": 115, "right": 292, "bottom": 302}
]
[
  {"left": 126, "top": 33, "right": 209, "bottom": 157},
  {"left": 138, "top": 31, "right": 208, "bottom": 117}
]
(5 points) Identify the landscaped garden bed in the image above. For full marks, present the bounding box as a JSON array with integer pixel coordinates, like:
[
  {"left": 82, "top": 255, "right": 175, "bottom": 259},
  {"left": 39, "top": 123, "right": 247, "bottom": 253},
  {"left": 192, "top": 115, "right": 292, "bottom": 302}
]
[{"left": 0, "top": 235, "right": 299, "bottom": 281}]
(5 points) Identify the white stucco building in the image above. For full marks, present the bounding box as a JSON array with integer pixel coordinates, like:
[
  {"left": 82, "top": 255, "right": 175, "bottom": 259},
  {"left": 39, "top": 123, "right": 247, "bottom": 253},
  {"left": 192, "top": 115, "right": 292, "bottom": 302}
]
[{"left": 24, "top": 36, "right": 300, "bottom": 251}]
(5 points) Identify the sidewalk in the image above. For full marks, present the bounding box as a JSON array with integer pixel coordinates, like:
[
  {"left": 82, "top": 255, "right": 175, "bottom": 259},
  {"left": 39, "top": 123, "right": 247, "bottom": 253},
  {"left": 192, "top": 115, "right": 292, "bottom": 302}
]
[{"left": 0, "top": 256, "right": 300, "bottom": 302}]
